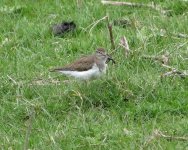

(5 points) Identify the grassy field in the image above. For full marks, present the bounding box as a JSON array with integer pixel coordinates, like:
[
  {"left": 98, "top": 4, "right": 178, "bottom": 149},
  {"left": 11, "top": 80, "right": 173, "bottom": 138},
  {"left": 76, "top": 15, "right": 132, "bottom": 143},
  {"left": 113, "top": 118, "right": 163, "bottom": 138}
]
[{"left": 0, "top": 0, "right": 188, "bottom": 149}]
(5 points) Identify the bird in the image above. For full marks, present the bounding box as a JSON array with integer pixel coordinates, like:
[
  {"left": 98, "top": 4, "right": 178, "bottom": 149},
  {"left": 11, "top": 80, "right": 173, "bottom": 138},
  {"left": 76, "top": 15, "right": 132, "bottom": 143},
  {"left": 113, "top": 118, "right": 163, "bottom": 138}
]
[{"left": 50, "top": 48, "right": 115, "bottom": 80}]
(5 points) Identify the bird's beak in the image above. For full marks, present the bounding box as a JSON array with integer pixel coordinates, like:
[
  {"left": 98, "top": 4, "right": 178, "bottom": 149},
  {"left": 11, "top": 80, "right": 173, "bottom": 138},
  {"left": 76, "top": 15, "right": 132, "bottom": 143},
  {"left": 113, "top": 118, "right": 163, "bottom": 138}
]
[{"left": 106, "top": 54, "right": 115, "bottom": 64}]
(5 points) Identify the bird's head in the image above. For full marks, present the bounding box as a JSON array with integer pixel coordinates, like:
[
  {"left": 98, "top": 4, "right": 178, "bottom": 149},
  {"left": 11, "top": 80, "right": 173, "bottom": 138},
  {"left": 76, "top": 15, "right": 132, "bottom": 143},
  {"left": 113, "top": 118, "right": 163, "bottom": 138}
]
[{"left": 96, "top": 48, "right": 115, "bottom": 64}]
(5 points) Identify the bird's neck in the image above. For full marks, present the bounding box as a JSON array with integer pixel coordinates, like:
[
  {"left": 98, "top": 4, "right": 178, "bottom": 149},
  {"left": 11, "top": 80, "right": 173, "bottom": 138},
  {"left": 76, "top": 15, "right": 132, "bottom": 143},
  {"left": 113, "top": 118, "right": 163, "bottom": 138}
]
[{"left": 94, "top": 56, "right": 106, "bottom": 72}]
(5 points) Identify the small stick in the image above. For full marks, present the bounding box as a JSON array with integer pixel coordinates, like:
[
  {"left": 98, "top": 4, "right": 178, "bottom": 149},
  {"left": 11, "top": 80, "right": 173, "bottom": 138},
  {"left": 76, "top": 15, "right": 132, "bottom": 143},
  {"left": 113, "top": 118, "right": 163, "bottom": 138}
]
[
  {"left": 102, "top": 0, "right": 147, "bottom": 6},
  {"left": 30, "top": 78, "right": 64, "bottom": 86},
  {"left": 119, "top": 36, "right": 130, "bottom": 57},
  {"left": 162, "top": 70, "right": 179, "bottom": 77},
  {"left": 7, "top": 75, "right": 17, "bottom": 85},
  {"left": 107, "top": 16, "right": 115, "bottom": 50},
  {"left": 143, "top": 129, "right": 188, "bottom": 148},
  {"left": 157, "top": 130, "right": 188, "bottom": 141},
  {"left": 88, "top": 16, "right": 108, "bottom": 34},
  {"left": 173, "top": 33, "right": 188, "bottom": 39},
  {"left": 142, "top": 55, "right": 160, "bottom": 60},
  {"left": 23, "top": 108, "right": 35, "bottom": 150},
  {"left": 161, "top": 64, "right": 175, "bottom": 70},
  {"left": 161, "top": 64, "right": 188, "bottom": 78},
  {"left": 101, "top": 0, "right": 167, "bottom": 15},
  {"left": 142, "top": 53, "right": 169, "bottom": 65},
  {"left": 161, "top": 70, "right": 188, "bottom": 78}
]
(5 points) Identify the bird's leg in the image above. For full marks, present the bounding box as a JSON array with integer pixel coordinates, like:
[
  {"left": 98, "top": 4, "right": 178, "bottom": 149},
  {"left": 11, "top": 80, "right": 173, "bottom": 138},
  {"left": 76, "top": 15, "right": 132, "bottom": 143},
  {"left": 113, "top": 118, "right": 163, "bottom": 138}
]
[{"left": 84, "top": 79, "right": 90, "bottom": 86}]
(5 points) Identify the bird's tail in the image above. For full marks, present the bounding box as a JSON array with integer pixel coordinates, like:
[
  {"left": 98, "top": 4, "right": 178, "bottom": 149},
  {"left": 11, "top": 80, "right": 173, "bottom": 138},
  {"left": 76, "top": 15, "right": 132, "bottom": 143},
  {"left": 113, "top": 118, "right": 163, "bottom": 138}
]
[{"left": 49, "top": 68, "right": 61, "bottom": 72}]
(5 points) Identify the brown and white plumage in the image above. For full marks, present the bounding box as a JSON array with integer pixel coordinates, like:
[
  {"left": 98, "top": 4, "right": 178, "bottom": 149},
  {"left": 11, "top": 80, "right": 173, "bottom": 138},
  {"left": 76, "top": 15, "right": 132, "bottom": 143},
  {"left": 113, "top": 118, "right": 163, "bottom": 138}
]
[
  {"left": 51, "top": 55, "right": 95, "bottom": 72},
  {"left": 50, "top": 48, "right": 115, "bottom": 80}
]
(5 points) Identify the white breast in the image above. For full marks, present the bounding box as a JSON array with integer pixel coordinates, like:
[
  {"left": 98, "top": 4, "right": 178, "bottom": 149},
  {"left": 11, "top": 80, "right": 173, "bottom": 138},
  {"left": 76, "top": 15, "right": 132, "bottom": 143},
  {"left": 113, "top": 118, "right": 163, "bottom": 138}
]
[{"left": 59, "top": 63, "right": 107, "bottom": 80}]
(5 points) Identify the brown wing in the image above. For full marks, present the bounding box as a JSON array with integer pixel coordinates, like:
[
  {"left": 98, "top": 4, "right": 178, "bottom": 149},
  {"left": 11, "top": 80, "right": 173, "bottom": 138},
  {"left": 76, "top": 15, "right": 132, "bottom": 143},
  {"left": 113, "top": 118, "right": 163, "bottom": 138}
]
[{"left": 51, "top": 55, "right": 95, "bottom": 72}]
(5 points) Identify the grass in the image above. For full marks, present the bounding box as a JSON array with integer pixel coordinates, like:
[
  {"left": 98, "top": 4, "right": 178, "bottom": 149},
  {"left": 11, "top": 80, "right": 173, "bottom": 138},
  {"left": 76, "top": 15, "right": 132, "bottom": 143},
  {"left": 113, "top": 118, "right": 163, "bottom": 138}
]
[{"left": 0, "top": 0, "right": 188, "bottom": 149}]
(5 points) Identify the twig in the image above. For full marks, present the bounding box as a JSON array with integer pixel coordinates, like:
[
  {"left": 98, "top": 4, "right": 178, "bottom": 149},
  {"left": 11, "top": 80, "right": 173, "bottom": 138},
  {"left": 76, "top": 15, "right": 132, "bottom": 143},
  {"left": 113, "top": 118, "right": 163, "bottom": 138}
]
[
  {"left": 142, "top": 53, "right": 169, "bottom": 65},
  {"left": 102, "top": 0, "right": 145, "bottom": 6},
  {"left": 173, "top": 33, "right": 188, "bottom": 39},
  {"left": 158, "top": 130, "right": 188, "bottom": 141},
  {"left": 143, "top": 129, "right": 188, "bottom": 148},
  {"left": 7, "top": 75, "right": 17, "bottom": 85},
  {"left": 31, "top": 78, "right": 61, "bottom": 86},
  {"left": 177, "top": 41, "right": 188, "bottom": 50},
  {"left": 161, "top": 64, "right": 175, "bottom": 70},
  {"left": 142, "top": 55, "right": 188, "bottom": 78},
  {"left": 107, "top": 16, "right": 115, "bottom": 50},
  {"left": 161, "top": 64, "right": 188, "bottom": 78},
  {"left": 142, "top": 55, "right": 159, "bottom": 60},
  {"left": 119, "top": 36, "right": 130, "bottom": 57},
  {"left": 161, "top": 70, "right": 188, "bottom": 78},
  {"left": 88, "top": 16, "right": 108, "bottom": 34},
  {"left": 101, "top": 1, "right": 167, "bottom": 15},
  {"left": 143, "top": 129, "right": 160, "bottom": 148},
  {"left": 151, "top": 28, "right": 188, "bottom": 39},
  {"left": 23, "top": 107, "right": 35, "bottom": 150}
]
